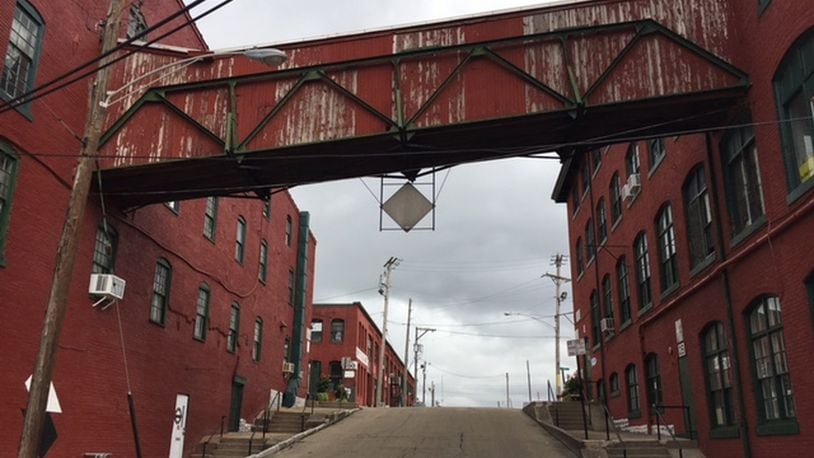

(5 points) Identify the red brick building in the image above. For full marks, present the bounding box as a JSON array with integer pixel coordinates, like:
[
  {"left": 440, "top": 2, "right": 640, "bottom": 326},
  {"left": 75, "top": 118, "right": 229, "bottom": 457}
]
[
  {"left": 309, "top": 303, "right": 416, "bottom": 407},
  {"left": 0, "top": 1, "right": 316, "bottom": 456},
  {"left": 553, "top": 2, "right": 814, "bottom": 457}
]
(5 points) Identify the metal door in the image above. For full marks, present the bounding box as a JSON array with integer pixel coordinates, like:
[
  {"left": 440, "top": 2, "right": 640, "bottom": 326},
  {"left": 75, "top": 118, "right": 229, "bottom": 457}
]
[{"left": 168, "top": 394, "right": 189, "bottom": 458}]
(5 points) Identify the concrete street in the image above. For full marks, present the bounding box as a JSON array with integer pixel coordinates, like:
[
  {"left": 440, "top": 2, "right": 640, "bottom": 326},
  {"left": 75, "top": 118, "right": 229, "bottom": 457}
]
[{"left": 274, "top": 407, "right": 576, "bottom": 457}]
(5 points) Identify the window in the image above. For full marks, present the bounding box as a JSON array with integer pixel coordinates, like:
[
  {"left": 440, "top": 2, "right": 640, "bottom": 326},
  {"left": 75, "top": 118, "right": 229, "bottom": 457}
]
[
  {"left": 634, "top": 233, "right": 652, "bottom": 310},
  {"left": 722, "top": 126, "right": 765, "bottom": 236},
  {"left": 203, "top": 197, "right": 217, "bottom": 241},
  {"left": 773, "top": 29, "right": 814, "bottom": 194},
  {"left": 193, "top": 284, "right": 210, "bottom": 341},
  {"left": 150, "top": 259, "right": 171, "bottom": 325},
  {"left": 610, "top": 173, "right": 622, "bottom": 224},
  {"left": 596, "top": 199, "right": 608, "bottom": 244},
  {"left": 626, "top": 364, "right": 640, "bottom": 416},
  {"left": 647, "top": 138, "right": 666, "bottom": 170},
  {"left": 285, "top": 215, "right": 293, "bottom": 246},
  {"left": 616, "top": 257, "right": 632, "bottom": 325},
  {"left": 703, "top": 323, "right": 734, "bottom": 428},
  {"left": 252, "top": 318, "right": 263, "bottom": 361},
  {"left": 164, "top": 201, "right": 179, "bottom": 213},
  {"left": 602, "top": 274, "right": 614, "bottom": 325},
  {"left": 288, "top": 269, "right": 295, "bottom": 305},
  {"left": 571, "top": 185, "right": 580, "bottom": 215},
  {"left": 258, "top": 240, "right": 268, "bottom": 282},
  {"left": 92, "top": 225, "right": 118, "bottom": 274},
  {"left": 0, "top": 149, "right": 19, "bottom": 262},
  {"left": 684, "top": 167, "right": 714, "bottom": 268},
  {"left": 748, "top": 296, "right": 796, "bottom": 425},
  {"left": 758, "top": 0, "right": 772, "bottom": 15},
  {"left": 331, "top": 319, "right": 345, "bottom": 343},
  {"left": 262, "top": 198, "right": 270, "bottom": 219},
  {"left": 590, "top": 290, "right": 600, "bottom": 346},
  {"left": 227, "top": 303, "right": 240, "bottom": 353},
  {"left": 575, "top": 238, "right": 584, "bottom": 276},
  {"left": 645, "top": 354, "right": 663, "bottom": 408},
  {"left": 626, "top": 143, "right": 641, "bottom": 177},
  {"left": 311, "top": 319, "right": 323, "bottom": 343},
  {"left": 656, "top": 205, "right": 678, "bottom": 292},
  {"left": 235, "top": 217, "right": 246, "bottom": 263},
  {"left": 585, "top": 219, "right": 596, "bottom": 262},
  {"left": 597, "top": 379, "right": 606, "bottom": 402},
  {"left": 0, "top": 1, "right": 43, "bottom": 104},
  {"left": 127, "top": 2, "right": 148, "bottom": 39},
  {"left": 591, "top": 148, "right": 602, "bottom": 174},
  {"left": 284, "top": 336, "right": 291, "bottom": 361},
  {"left": 610, "top": 373, "right": 620, "bottom": 395},
  {"left": 581, "top": 155, "right": 591, "bottom": 196}
]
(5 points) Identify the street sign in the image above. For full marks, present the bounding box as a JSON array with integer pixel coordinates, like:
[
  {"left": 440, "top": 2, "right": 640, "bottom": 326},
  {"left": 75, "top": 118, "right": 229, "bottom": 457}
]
[
  {"left": 343, "top": 370, "right": 355, "bottom": 379},
  {"left": 342, "top": 357, "right": 358, "bottom": 370},
  {"left": 567, "top": 339, "right": 586, "bottom": 356}
]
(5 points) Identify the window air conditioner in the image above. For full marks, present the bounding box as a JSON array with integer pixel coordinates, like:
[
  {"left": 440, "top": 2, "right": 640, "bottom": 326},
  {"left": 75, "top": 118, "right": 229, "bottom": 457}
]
[
  {"left": 622, "top": 173, "right": 641, "bottom": 203},
  {"left": 282, "top": 362, "right": 295, "bottom": 374},
  {"left": 89, "top": 274, "right": 126, "bottom": 300},
  {"left": 600, "top": 317, "right": 615, "bottom": 334}
]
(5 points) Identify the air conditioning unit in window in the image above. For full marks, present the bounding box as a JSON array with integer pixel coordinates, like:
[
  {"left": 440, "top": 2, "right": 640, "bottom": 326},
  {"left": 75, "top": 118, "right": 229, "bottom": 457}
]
[
  {"left": 89, "top": 274, "right": 126, "bottom": 310},
  {"left": 282, "top": 362, "right": 295, "bottom": 374},
  {"left": 600, "top": 317, "right": 615, "bottom": 334},
  {"left": 622, "top": 173, "right": 641, "bottom": 203}
]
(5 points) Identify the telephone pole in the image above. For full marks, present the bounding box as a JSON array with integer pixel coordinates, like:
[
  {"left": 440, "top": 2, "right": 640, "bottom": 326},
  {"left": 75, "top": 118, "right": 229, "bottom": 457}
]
[
  {"left": 413, "top": 326, "right": 435, "bottom": 406},
  {"left": 430, "top": 381, "right": 436, "bottom": 407},
  {"left": 376, "top": 256, "right": 399, "bottom": 407},
  {"left": 526, "top": 360, "right": 532, "bottom": 404},
  {"left": 401, "top": 298, "right": 412, "bottom": 406},
  {"left": 505, "top": 372, "right": 510, "bottom": 408},
  {"left": 543, "top": 254, "right": 570, "bottom": 397},
  {"left": 421, "top": 362, "right": 428, "bottom": 406},
  {"left": 18, "top": 1, "right": 126, "bottom": 456}
]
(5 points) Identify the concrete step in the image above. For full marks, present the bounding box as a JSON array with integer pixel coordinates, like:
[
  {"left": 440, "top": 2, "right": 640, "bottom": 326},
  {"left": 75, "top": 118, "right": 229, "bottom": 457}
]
[{"left": 607, "top": 446, "right": 671, "bottom": 457}]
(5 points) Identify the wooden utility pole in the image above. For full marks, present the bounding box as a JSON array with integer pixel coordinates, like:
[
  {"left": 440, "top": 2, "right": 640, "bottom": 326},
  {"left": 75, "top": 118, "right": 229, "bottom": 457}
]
[
  {"left": 18, "top": 1, "right": 126, "bottom": 456},
  {"left": 376, "top": 257, "right": 399, "bottom": 407},
  {"left": 544, "top": 254, "right": 570, "bottom": 397},
  {"left": 401, "top": 298, "right": 412, "bottom": 406},
  {"left": 505, "top": 372, "right": 510, "bottom": 408}
]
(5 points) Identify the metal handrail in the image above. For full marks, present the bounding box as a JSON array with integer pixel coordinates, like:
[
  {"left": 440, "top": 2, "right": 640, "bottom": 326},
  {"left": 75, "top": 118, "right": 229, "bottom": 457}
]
[
  {"left": 247, "top": 429, "right": 257, "bottom": 455},
  {"left": 652, "top": 404, "right": 695, "bottom": 439},
  {"left": 599, "top": 402, "right": 627, "bottom": 458},
  {"left": 300, "top": 393, "right": 310, "bottom": 432},
  {"left": 200, "top": 416, "right": 226, "bottom": 457},
  {"left": 547, "top": 380, "right": 556, "bottom": 402},
  {"left": 652, "top": 404, "right": 683, "bottom": 458}
]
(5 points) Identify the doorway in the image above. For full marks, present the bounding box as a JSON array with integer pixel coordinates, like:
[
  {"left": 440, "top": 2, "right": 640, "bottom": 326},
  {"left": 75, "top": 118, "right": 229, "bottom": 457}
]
[
  {"left": 228, "top": 377, "right": 245, "bottom": 432},
  {"left": 168, "top": 394, "right": 189, "bottom": 458}
]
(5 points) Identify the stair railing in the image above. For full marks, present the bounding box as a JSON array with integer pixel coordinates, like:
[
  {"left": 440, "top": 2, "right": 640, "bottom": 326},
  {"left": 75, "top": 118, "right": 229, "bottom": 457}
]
[
  {"left": 547, "top": 380, "right": 556, "bottom": 402},
  {"left": 652, "top": 404, "right": 683, "bottom": 458},
  {"left": 300, "top": 393, "right": 310, "bottom": 432},
  {"left": 200, "top": 416, "right": 225, "bottom": 458},
  {"left": 599, "top": 401, "right": 627, "bottom": 458},
  {"left": 247, "top": 429, "right": 258, "bottom": 456}
]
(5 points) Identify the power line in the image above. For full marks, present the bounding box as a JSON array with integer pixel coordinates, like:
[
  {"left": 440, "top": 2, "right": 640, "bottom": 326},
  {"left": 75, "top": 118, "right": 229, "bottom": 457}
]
[{"left": 314, "top": 287, "right": 378, "bottom": 302}]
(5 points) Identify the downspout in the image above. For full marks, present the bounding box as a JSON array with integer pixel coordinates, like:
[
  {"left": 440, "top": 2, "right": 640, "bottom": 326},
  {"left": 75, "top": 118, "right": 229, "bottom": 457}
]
[
  {"left": 284, "top": 211, "right": 310, "bottom": 407},
  {"left": 704, "top": 133, "right": 752, "bottom": 458}
]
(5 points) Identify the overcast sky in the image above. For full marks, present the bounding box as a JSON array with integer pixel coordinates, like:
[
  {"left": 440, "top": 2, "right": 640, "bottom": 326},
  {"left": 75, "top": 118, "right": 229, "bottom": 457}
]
[{"left": 187, "top": 0, "right": 575, "bottom": 407}]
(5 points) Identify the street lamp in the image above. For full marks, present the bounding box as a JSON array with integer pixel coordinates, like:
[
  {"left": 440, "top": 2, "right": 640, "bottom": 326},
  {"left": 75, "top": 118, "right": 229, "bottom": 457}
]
[
  {"left": 504, "top": 311, "right": 563, "bottom": 401},
  {"left": 101, "top": 46, "right": 286, "bottom": 107},
  {"left": 504, "top": 311, "right": 555, "bottom": 329}
]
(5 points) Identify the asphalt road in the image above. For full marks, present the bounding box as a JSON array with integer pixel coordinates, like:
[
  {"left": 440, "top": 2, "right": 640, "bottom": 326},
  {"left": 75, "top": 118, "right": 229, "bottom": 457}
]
[{"left": 274, "top": 407, "right": 576, "bottom": 457}]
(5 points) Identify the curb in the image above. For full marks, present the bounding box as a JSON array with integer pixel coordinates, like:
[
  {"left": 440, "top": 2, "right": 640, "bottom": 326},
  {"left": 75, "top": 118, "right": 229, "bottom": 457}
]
[{"left": 249, "top": 408, "right": 361, "bottom": 457}]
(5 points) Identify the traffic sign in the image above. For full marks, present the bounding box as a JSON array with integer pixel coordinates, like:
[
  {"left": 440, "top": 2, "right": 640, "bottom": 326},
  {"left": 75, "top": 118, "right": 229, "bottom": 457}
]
[{"left": 567, "top": 339, "right": 586, "bottom": 356}]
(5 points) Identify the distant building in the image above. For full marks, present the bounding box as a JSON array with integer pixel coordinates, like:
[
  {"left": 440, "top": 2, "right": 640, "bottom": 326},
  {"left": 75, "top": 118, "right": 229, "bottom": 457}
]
[
  {"left": 310, "top": 302, "right": 416, "bottom": 407},
  {"left": 553, "top": 3, "right": 814, "bottom": 458},
  {"left": 0, "top": 1, "right": 315, "bottom": 456}
]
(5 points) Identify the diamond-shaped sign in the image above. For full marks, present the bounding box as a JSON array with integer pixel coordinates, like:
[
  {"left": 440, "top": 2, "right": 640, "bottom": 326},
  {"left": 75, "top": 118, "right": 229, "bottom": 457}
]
[{"left": 381, "top": 183, "right": 433, "bottom": 232}]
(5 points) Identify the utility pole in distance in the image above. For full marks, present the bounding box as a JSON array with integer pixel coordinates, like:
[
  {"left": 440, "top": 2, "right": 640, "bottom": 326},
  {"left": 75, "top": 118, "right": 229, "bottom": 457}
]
[
  {"left": 401, "top": 298, "right": 412, "bottom": 406},
  {"left": 505, "top": 372, "right": 510, "bottom": 408},
  {"left": 543, "top": 254, "right": 570, "bottom": 397},
  {"left": 413, "top": 326, "right": 435, "bottom": 405},
  {"left": 18, "top": 1, "right": 126, "bottom": 457},
  {"left": 376, "top": 257, "right": 399, "bottom": 407}
]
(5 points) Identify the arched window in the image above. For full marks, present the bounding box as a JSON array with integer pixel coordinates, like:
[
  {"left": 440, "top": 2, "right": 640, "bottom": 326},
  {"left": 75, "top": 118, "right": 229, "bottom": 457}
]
[
  {"left": 702, "top": 322, "right": 733, "bottom": 428},
  {"left": 590, "top": 290, "right": 600, "bottom": 346},
  {"left": 575, "top": 238, "right": 584, "bottom": 276},
  {"left": 626, "top": 364, "right": 640, "bottom": 417},
  {"left": 747, "top": 296, "right": 796, "bottom": 426},
  {"left": 656, "top": 204, "right": 678, "bottom": 292},
  {"left": 203, "top": 197, "right": 218, "bottom": 241},
  {"left": 0, "top": 144, "right": 20, "bottom": 260},
  {"left": 773, "top": 29, "right": 814, "bottom": 194},
  {"left": 193, "top": 283, "right": 210, "bottom": 341},
  {"left": 683, "top": 166, "right": 714, "bottom": 268},
  {"left": 92, "top": 224, "right": 118, "bottom": 274},
  {"left": 597, "top": 198, "right": 608, "bottom": 245},
  {"left": 235, "top": 216, "right": 246, "bottom": 263},
  {"left": 252, "top": 318, "right": 263, "bottom": 362},
  {"left": 258, "top": 240, "right": 268, "bottom": 282},
  {"left": 721, "top": 125, "right": 765, "bottom": 236},
  {"left": 645, "top": 354, "right": 662, "bottom": 408},
  {"left": 616, "top": 257, "right": 632, "bottom": 325},
  {"left": 331, "top": 319, "right": 345, "bottom": 343},
  {"left": 610, "top": 372, "right": 620, "bottom": 396},
  {"left": 647, "top": 138, "right": 666, "bottom": 170},
  {"left": 585, "top": 219, "right": 596, "bottom": 262},
  {"left": 227, "top": 302, "right": 240, "bottom": 353},
  {"left": 610, "top": 173, "right": 622, "bottom": 223},
  {"left": 634, "top": 232, "right": 652, "bottom": 310},
  {"left": 1, "top": 0, "right": 45, "bottom": 109},
  {"left": 149, "top": 258, "right": 171, "bottom": 325},
  {"left": 626, "top": 143, "right": 641, "bottom": 177},
  {"left": 285, "top": 215, "right": 293, "bottom": 246},
  {"left": 602, "top": 274, "right": 614, "bottom": 327}
]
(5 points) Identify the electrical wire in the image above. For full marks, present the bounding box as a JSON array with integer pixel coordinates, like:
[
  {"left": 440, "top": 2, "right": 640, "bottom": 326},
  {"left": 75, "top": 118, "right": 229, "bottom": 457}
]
[
  {"left": 388, "top": 317, "right": 535, "bottom": 328},
  {"left": 0, "top": 0, "right": 234, "bottom": 115},
  {"left": 434, "top": 329, "right": 558, "bottom": 339},
  {"left": 430, "top": 364, "right": 505, "bottom": 379},
  {"left": 314, "top": 287, "right": 379, "bottom": 302}
]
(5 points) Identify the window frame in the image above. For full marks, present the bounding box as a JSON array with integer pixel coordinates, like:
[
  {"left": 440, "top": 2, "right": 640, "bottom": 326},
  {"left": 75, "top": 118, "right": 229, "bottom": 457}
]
[
  {"left": 585, "top": 219, "right": 596, "bottom": 263},
  {"left": 252, "top": 317, "right": 263, "bottom": 362},
  {"left": 634, "top": 232, "right": 653, "bottom": 312},
  {"left": 193, "top": 283, "right": 210, "bottom": 341},
  {"left": 330, "top": 319, "right": 345, "bottom": 343},
  {"left": 721, "top": 126, "right": 766, "bottom": 241},
  {"left": 590, "top": 290, "right": 601, "bottom": 347},
  {"left": 610, "top": 173, "right": 622, "bottom": 225},
  {"left": 684, "top": 166, "right": 715, "bottom": 270},
  {"left": 311, "top": 319, "right": 323, "bottom": 343},
  {"left": 262, "top": 197, "right": 270, "bottom": 219},
  {"left": 645, "top": 353, "right": 663, "bottom": 409},
  {"left": 0, "top": 146, "right": 20, "bottom": 265},
  {"left": 702, "top": 322, "right": 736, "bottom": 436},
  {"left": 203, "top": 197, "right": 218, "bottom": 241},
  {"left": 164, "top": 201, "right": 180, "bottom": 214},
  {"left": 575, "top": 238, "right": 584, "bottom": 276},
  {"left": 258, "top": 239, "right": 268, "bottom": 283},
  {"left": 647, "top": 138, "right": 667, "bottom": 174},
  {"left": 235, "top": 216, "right": 246, "bottom": 264},
  {"left": 610, "top": 372, "right": 620, "bottom": 396},
  {"left": 91, "top": 224, "right": 118, "bottom": 274},
  {"left": 626, "top": 364, "right": 641, "bottom": 417},
  {"left": 149, "top": 258, "right": 172, "bottom": 326},
  {"left": 285, "top": 215, "right": 293, "bottom": 247},
  {"left": 746, "top": 296, "right": 798, "bottom": 435},
  {"left": 616, "top": 257, "right": 632, "bottom": 326},
  {"left": 656, "top": 204, "right": 679, "bottom": 294},
  {"left": 625, "top": 143, "right": 641, "bottom": 177},
  {"left": 597, "top": 198, "right": 607, "bottom": 245},
  {"left": 288, "top": 269, "right": 295, "bottom": 305},
  {"left": 227, "top": 302, "right": 240, "bottom": 353},
  {"left": 0, "top": 0, "right": 45, "bottom": 118}
]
